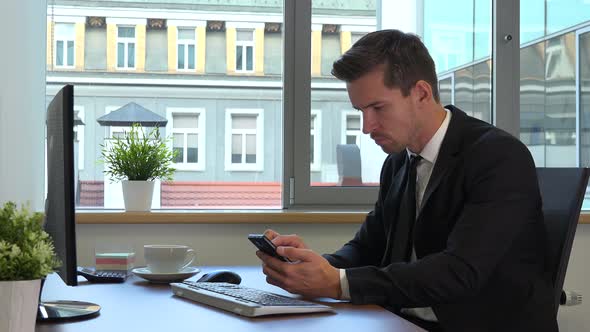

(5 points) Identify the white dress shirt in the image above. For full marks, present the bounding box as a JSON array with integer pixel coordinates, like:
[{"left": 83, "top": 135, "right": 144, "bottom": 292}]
[{"left": 339, "top": 109, "right": 452, "bottom": 323}]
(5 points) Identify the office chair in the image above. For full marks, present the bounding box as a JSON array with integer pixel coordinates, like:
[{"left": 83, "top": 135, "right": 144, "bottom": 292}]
[
  {"left": 536, "top": 167, "right": 590, "bottom": 314},
  {"left": 336, "top": 144, "right": 362, "bottom": 186}
]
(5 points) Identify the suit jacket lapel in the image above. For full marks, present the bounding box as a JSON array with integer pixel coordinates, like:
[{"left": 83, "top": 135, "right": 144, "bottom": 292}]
[{"left": 418, "top": 106, "right": 464, "bottom": 220}]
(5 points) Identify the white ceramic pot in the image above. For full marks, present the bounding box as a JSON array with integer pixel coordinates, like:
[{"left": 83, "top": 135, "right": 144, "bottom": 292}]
[
  {"left": 0, "top": 279, "right": 41, "bottom": 332},
  {"left": 121, "top": 180, "right": 155, "bottom": 211}
]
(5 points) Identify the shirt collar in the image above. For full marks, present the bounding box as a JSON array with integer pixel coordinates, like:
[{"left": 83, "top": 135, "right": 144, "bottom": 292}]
[{"left": 407, "top": 108, "right": 452, "bottom": 164}]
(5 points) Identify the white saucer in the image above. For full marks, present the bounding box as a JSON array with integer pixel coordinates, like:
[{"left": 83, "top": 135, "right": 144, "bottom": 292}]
[{"left": 131, "top": 266, "right": 200, "bottom": 283}]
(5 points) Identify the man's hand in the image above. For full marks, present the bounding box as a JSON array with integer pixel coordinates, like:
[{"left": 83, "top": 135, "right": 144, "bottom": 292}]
[{"left": 256, "top": 229, "right": 341, "bottom": 299}]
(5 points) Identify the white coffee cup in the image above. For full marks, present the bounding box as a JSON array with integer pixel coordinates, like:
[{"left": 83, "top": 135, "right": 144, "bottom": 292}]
[{"left": 144, "top": 244, "right": 196, "bottom": 273}]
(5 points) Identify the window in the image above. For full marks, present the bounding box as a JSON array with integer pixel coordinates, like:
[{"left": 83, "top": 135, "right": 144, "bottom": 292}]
[
  {"left": 166, "top": 108, "right": 205, "bottom": 171},
  {"left": 177, "top": 28, "right": 196, "bottom": 70},
  {"left": 310, "top": 110, "right": 321, "bottom": 172},
  {"left": 117, "top": 26, "right": 136, "bottom": 69},
  {"left": 55, "top": 23, "right": 75, "bottom": 68},
  {"left": 73, "top": 106, "right": 85, "bottom": 170},
  {"left": 342, "top": 112, "right": 362, "bottom": 146},
  {"left": 225, "top": 109, "right": 263, "bottom": 171},
  {"left": 236, "top": 29, "right": 254, "bottom": 72}
]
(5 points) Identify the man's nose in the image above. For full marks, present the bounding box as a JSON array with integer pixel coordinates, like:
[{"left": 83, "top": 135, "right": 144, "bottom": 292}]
[{"left": 362, "top": 110, "right": 375, "bottom": 134}]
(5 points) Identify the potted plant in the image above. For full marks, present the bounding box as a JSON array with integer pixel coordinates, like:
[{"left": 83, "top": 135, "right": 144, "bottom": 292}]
[
  {"left": 100, "top": 123, "right": 177, "bottom": 211},
  {"left": 0, "top": 202, "right": 60, "bottom": 332}
]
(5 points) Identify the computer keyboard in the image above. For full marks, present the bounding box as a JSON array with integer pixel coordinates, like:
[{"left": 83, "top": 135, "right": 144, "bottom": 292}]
[{"left": 170, "top": 281, "right": 333, "bottom": 317}]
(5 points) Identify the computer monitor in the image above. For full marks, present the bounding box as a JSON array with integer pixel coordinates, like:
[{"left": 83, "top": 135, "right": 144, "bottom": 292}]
[{"left": 39, "top": 84, "right": 100, "bottom": 321}]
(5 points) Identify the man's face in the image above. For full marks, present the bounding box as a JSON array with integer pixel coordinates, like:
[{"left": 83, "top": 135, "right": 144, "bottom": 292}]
[{"left": 346, "top": 67, "right": 417, "bottom": 154}]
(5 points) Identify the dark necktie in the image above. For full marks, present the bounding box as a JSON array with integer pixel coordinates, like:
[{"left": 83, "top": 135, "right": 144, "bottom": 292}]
[{"left": 392, "top": 154, "right": 422, "bottom": 262}]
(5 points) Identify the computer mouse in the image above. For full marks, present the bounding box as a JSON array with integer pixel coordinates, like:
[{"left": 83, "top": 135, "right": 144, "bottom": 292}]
[{"left": 197, "top": 270, "right": 242, "bottom": 284}]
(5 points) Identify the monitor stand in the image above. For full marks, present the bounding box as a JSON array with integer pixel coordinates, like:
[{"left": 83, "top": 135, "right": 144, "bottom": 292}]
[{"left": 36, "top": 278, "right": 100, "bottom": 322}]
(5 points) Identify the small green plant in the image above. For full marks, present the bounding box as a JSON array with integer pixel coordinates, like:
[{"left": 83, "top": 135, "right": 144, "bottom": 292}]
[
  {"left": 100, "top": 123, "right": 177, "bottom": 182},
  {"left": 0, "top": 202, "right": 60, "bottom": 281}
]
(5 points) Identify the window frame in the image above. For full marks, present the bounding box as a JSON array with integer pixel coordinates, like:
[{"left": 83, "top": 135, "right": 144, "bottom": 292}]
[
  {"left": 235, "top": 28, "right": 255, "bottom": 73},
  {"left": 176, "top": 27, "right": 196, "bottom": 71},
  {"left": 54, "top": 22, "right": 76, "bottom": 68},
  {"left": 166, "top": 107, "right": 206, "bottom": 171},
  {"left": 116, "top": 25, "right": 136, "bottom": 70},
  {"left": 224, "top": 108, "right": 264, "bottom": 172},
  {"left": 341, "top": 110, "right": 362, "bottom": 146}
]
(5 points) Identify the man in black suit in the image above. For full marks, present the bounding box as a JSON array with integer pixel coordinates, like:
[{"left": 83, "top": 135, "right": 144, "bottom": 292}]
[{"left": 256, "top": 29, "right": 557, "bottom": 331}]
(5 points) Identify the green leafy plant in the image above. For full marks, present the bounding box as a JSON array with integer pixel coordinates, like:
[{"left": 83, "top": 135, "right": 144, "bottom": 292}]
[
  {"left": 100, "top": 124, "right": 177, "bottom": 182},
  {"left": 0, "top": 202, "right": 60, "bottom": 281}
]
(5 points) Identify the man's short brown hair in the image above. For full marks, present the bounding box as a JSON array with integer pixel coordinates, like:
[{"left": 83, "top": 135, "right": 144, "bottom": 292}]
[{"left": 332, "top": 29, "right": 439, "bottom": 102}]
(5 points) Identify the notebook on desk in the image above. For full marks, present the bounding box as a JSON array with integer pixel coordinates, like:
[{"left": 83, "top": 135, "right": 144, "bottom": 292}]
[{"left": 171, "top": 281, "right": 333, "bottom": 317}]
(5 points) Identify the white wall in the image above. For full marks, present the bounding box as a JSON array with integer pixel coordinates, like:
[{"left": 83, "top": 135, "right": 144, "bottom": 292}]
[{"left": 0, "top": 0, "right": 46, "bottom": 211}]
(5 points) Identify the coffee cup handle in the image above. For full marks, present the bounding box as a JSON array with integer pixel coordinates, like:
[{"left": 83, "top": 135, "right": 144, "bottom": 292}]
[{"left": 180, "top": 249, "right": 196, "bottom": 270}]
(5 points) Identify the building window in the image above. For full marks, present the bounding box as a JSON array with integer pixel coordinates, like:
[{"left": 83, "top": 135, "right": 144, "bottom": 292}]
[
  {"left": 236, "top": 29, "right": 254, "bottom": 72},
  {"left": 225, "top": 109, "right": 263, "bottom": 171},
  {"left": 55, "top": 23, "right": 75, "bottom": 68},
  {"left": 310, "top": 110, "right": 321, "bottom": 172},
  {"left": 166, "top": 108, "right": 205, "bottom": 171},
  {"left": 73, "top": 106, "right": 85, "bottom": 170},
  {"left": 117, "top": 26, "right": 136, "bottom": 69},
  {"left": 343, "top": 112, "right": 362, "bottom": 146},
  {"left": 177, "top": 28, "right": 196, "bottom": 70}
]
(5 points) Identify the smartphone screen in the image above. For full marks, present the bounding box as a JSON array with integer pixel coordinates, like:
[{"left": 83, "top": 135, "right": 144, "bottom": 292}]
[{"left": 248, "top": 234, "right": 291, "bottom": 262}]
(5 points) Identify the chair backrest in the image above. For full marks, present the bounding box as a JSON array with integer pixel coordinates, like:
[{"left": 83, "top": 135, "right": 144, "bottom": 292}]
[
  {"left": 536, "top": 167, "right": 590, "bottom": 311},
  {"left": 336, "top": 144, "right": 362, "bottom": 186}
]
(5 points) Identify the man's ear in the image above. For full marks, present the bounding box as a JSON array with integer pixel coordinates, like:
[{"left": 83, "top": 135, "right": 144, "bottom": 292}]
[{"left": 412, "top": 80, "right": 434, "bottom": 104}]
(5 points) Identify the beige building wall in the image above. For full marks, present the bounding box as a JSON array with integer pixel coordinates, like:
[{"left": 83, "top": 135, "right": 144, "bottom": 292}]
[
  {"left": 167, "top": 26, "right": 177, "bottom": 72},
  {"left": 135, "top": 24, "right": 146, "bottom": 72},
  {"left": 106, "top": 23, "right": 116, "bottom": 71},
  {"left": 226, "top": 27, "right": 237, "bottom": 74},
  {"left": 254, "top": 27, "right": 264, "bottom": 75},
  {"left": 75, "top": 22, "right": 85, "bottom": 70},
  {"left": 46, "top": 21, "right": 53, "bottom": 68},
  {"left": 311, "top": 30, "right": 322, "bottom": 76},
  {"left": 340, "top": 31, "right": 352, "bottom": 55},
  {"left": 196, "top": 26, "right": 206, "bottom": 74}
]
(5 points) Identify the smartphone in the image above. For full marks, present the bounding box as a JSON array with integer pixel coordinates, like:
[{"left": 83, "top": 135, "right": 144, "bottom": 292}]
[{"left": 248, "top": 234, "right": 292, "bottom": 262}]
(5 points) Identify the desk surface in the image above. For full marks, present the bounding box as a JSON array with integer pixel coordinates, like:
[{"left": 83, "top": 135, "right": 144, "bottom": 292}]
[{"left": 36, "top": 266, "right": 424, "bottom": 332}]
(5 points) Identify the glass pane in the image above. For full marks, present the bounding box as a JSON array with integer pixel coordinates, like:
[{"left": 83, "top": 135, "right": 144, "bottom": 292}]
[
  {"left": 520, "top": 0, "right": 545, "bottom": 44},
  {"left": 173, "top": 133, "right": 184, "bottom": 163},
  {"left": 246, "top": 46, "right": 253, "bottom": 71},
  {"left": 188, "top": 45, "right": 195, "bottom": 69},
  {"left": 117, "top": 43, "right": 124, "bottom": 67},
  {"left": 173, "top": 114, "right": 198, "bottom": 128},
  {"left": 118, "top": 26, "right": 135, "bottom": 38},
  {"left": 346, "top": 116, "right": 360, "bottom": 130},
  {"left": 128, "top": 43, "right": 135, "bottom": 67},
  {"left": 56, "top": 41, "right": 64, "bottom": 66},
  {"left": 178, "top": 44, "right": 185, "bottom": 69},
  {"left": 187, "top": 134, "right": 198, "bottom": 163},
  {"left": 67, "top": 41, "right": 74, "bottom": 66},
  {"left": 547, "top": 0, "right": 590, "bottom": 35},
  {"left": 439, "top": 77, "right": 453, "bottom": 106},
  {"left": 580, "top": 32, "right": 590, "bottom": 169},
  {"left": 245, "top": 134, "right": 256, "bottom": 155},
  {"left": 232, "top": 115, "right": 256, "bottom": 129},
  {"left": 236, "top": 45, "right": 243, "bottom": 70},
  {"left": 55, "top": 23, "right": 74, "bottom": 36},
  {"left": 47, "top": 1, "right": 284, "bottom": 210},
  {"left": 309, "top": 1, "right": 491, "bottom": 188},
  {"left": 178, "top": 28, "right": 195, "bottom": 40},
  {"left": 231, "top": 134, "right": 241, "bottom": 156},
  {"left": 310, "top": 135, "right": 315, "bottom": 164},
  {"left": 237, "top": 30, "right": 253, "bottom": 41}
]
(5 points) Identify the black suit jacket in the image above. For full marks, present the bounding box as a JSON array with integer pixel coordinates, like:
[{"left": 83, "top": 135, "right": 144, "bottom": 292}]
[{"left": 324, "top": 106, "right": 558, "bottom": 332}]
